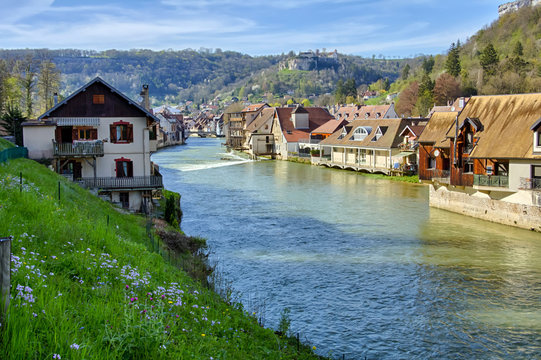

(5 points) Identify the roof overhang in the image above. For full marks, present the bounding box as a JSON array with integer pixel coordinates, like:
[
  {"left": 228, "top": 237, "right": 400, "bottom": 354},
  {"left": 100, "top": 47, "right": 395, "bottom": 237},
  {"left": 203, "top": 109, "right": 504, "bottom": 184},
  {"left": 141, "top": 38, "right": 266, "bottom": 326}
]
[{"left": 531, "top": 117, "right": 541, "bottom": 131}]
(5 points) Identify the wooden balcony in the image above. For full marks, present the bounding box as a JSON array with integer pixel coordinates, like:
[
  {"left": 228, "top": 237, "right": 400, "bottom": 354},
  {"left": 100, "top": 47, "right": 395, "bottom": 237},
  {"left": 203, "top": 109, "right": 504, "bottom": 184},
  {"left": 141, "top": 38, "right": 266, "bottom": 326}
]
[
  {"left": 53, "top": 140, "right": 104, "bottom": 157},
  {"left": 79, "top": 176, "right": 163, "bottom": 190}
]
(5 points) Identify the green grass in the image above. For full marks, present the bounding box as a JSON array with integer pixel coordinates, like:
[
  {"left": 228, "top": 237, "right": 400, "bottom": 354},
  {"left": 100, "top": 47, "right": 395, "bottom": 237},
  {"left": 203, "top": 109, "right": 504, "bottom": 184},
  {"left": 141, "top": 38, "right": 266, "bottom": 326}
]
[
  {"left": 0, "top": 158, "right": 325, "bottom": 359},
  {"left": 357, "top": 172, "right": 420, "bottom": 183},
  {"left": 0, "top": 138, "right": 15, "bottom": 151}
]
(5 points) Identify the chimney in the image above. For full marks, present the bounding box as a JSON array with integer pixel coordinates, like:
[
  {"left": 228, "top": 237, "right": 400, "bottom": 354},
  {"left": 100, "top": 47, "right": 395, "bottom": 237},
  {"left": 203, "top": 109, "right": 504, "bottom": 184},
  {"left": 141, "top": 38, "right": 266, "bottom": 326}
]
[
  {"left": 53, "top": 92, "right": 58, "bottom": 106},
  {"left": 140, "top": 84, "right": 150, "bottom": 110}
]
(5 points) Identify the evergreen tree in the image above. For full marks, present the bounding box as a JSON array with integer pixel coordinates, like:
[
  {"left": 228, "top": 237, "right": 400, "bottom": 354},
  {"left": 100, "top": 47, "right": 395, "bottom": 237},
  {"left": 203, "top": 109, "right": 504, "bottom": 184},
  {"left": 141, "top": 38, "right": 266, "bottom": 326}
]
[
  {"left": 422, "top": 56, "right": 435, "bottom": 74},
  {"left": 445, "top": 43, "right": 461, "bottom": 77},
  {"left": 401, "top": 64, "right": 410, "bottom": 80},
  {"left": 0, "top": 104, "right": 27, "bottom": 146},
  {"left": 480, "top": 43, "right": 499, "bottom": 76}
]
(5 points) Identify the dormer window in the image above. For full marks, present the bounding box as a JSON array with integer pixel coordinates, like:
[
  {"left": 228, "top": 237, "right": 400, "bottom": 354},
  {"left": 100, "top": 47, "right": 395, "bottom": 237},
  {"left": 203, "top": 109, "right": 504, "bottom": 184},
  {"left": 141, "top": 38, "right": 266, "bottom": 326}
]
[
  {"left": 352, "top": 126, "right": 371, "bottom": 141},
  {"left": 376, "top": 112, "right": 381, "bottom": 119},
  {"left": 337, "top": 128, "right": 347, "bottom": 140}
]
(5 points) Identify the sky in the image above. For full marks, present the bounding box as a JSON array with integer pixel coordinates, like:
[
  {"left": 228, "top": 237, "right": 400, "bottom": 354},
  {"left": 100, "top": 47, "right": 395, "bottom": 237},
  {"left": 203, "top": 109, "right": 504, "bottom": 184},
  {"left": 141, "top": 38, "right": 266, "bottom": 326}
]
[{"left": 1, "top": 0, "right": 502, "bottom": 57}]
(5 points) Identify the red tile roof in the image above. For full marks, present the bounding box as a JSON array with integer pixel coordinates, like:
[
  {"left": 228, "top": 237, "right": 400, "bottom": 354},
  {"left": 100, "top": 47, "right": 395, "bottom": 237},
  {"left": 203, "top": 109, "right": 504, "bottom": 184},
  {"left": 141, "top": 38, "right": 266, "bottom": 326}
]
[
  {"left": 311, "top": 119, "right": 349, "bottom": 135},
  {"left": 276, "top": 107, "right": 334, "bottom": 143},
  {"left": 242, "top": 103, "right": 268, "bottom": 113}
]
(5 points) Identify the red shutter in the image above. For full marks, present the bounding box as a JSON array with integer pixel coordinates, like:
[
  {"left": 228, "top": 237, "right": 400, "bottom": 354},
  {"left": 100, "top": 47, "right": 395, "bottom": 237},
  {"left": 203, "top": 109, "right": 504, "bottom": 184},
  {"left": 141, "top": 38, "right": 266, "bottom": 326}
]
[
  {"left": 127, "top": 124, "right": 134, "bottom": 143},
  {"left": 110, "top": 124, "right": 116, "bottom": 143},
  {"left": 72, "top": 128, "right": 78, "bottom": 141},
  {"left": 90, "top": 129, "right": 98, "bottom": 140}
]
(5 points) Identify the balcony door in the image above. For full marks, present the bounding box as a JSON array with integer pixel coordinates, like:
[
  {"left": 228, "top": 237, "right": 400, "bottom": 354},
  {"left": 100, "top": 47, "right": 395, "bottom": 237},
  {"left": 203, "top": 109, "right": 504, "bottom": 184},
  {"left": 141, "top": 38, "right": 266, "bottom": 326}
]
[{"left": 115, "top": 158, "right": 133, "bottom": 178}]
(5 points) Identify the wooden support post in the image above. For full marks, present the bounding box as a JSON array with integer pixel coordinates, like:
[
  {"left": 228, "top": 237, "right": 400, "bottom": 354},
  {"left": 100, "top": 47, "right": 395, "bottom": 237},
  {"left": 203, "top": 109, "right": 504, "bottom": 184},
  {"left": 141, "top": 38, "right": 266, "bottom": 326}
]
[{"left": 0, "top": 236, "right": 12, "bottom": 324}]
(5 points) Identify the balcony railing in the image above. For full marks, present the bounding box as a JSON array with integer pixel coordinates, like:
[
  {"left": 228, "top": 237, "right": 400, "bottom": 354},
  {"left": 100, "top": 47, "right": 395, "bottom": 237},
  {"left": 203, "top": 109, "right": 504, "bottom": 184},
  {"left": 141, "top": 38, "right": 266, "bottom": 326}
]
[
  {"left": 53, "top": 140, "right": 104, "bottom": 157},
  {"left": 519, "top": 177, "right": 541, "bottom": 190},
  {"left": 398, "top": 142, "right": 418, "bottom": 151},
  {"left": 473, "top": 174, "right": 509, "bottom": 188},
  {"left": 79, "top": 176, "right": 163, "bottom": 190}
]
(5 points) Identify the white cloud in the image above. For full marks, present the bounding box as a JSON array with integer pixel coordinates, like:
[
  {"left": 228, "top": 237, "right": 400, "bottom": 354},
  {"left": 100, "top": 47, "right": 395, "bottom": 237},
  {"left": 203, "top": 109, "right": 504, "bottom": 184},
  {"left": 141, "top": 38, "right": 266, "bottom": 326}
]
[{"left": 0, "top": 0, "right": 54, "bottom": 22}]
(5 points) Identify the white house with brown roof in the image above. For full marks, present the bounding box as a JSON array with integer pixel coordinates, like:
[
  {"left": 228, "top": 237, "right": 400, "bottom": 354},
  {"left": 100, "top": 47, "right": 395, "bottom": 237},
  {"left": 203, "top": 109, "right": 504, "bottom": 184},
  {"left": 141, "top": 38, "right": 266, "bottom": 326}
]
[
  {"left": 272, "top": 105, "right": 335, "bottom": 160},
  {"left": 245, "top": 108, "right": 276, "bottom": 157},
  {"left": 319, "top": 118, "right": 415, "bottom": 175},
  {"left": 22, "top": 77, "right": 162, "bottom": 212}
]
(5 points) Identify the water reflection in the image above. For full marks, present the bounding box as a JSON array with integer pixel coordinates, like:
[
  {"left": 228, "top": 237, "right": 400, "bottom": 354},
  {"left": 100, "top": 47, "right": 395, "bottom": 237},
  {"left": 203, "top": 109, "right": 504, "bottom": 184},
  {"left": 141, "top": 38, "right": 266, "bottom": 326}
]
[{"left": 152, "top": 139, "right": 541, "bottom": 359}]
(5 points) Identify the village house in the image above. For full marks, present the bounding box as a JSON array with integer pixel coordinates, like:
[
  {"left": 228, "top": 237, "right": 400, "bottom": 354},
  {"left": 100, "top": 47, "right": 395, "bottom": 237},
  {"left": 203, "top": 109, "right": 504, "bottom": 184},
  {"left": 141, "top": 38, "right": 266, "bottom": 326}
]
[
  {"left": 417, "top": 111, "right": 458, "bottom": 183},
  {"left": 226, "top": 103, "right": 269, "bottom": 150},
  {"left": 154, "top": 111, "right": 184, "bottom": 148},
  {"left": 245, "top": 107, "right": 276, "bottom": 157},
  {"left": 22, "top": 77, "right": 162, "bottom": 212},
  {"left": 272, "top": 105, "right": 335, "bottom": 160},
  {"left": 396, "top": 121, "right": 427, "bottom": 173},
  {"left": 423, "top": 93, "right": 541, "bottom": 231},
  {"left": 318, "top": 118, "right": 418, "bottom": 175}
]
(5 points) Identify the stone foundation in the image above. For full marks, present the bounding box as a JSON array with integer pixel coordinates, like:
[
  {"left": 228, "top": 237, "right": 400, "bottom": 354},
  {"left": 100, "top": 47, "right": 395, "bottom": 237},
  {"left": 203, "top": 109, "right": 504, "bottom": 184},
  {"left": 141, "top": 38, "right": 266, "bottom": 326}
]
[{"left": 429, "top": 184, "right": 541, "bottom": 232}]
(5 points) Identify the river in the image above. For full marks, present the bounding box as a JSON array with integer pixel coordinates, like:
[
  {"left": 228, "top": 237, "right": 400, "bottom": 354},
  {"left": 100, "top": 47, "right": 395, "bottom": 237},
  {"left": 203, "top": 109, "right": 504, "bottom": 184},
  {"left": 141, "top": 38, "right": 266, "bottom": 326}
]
[{"left": 152, "top": 138, "right": 541, "bottom": 359}]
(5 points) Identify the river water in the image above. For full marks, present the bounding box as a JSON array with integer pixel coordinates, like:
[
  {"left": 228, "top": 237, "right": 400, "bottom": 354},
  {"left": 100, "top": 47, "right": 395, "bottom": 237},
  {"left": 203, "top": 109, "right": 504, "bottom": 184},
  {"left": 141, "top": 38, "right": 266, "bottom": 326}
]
[{"left": 152, "top": 138, "right": 541, "bottom": 359}]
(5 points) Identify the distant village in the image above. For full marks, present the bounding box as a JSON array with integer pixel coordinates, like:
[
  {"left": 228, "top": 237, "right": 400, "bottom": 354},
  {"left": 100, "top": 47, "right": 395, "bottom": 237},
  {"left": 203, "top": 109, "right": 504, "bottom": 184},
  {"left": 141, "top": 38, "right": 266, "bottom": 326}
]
[{"left": 7, "top": 74, "right": 540, "bottom": 233}]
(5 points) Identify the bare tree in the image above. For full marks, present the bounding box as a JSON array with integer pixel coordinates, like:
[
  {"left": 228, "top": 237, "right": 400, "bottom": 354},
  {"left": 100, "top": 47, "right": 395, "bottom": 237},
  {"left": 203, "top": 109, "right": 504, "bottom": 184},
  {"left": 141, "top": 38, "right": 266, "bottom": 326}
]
[{"left": 37, "top": 60, "right": 60, "bottom": 112}]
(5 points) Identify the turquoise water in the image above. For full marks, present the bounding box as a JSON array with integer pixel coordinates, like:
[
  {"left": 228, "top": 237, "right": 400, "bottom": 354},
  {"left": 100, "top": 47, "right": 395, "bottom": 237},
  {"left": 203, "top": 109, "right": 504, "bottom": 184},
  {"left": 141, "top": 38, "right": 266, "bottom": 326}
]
[{"left": 152, "top": 138, "right": 541, "bottom": 359}]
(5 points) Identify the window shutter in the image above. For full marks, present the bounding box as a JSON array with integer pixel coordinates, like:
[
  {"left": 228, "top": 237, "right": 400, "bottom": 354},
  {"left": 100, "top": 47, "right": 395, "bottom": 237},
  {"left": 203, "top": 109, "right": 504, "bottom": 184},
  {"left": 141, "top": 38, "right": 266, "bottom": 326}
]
[
  {"left": 128, "top": 161, "right": 133, "bottom": 177},
  {"left": 127, "top": 124, "right": 134, "bottom": 143},
  {"left": 55, "top": 127, "right": 62, "bottom": 142},
  {"left": 72, "top": 128, "right": 78, "bottom": 141},
  {"left": 110, "top": 124, "right": 116, "bottom": 143},
  {"left": 90, "top": 129, "right": 98, "bottom": 140}
]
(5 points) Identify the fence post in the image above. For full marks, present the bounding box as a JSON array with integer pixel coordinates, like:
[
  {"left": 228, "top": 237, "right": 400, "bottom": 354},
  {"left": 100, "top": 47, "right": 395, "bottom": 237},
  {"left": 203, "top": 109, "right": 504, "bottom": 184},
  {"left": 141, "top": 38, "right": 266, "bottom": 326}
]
[
  {"left": 58, "top": 181, "right": 61, "bottom": 202},
  {"left": 0, "top": 236, "right": 12, "bottom": 325},
  {"left": 19, "top": 172, "right": 22, "bottom": 193}
]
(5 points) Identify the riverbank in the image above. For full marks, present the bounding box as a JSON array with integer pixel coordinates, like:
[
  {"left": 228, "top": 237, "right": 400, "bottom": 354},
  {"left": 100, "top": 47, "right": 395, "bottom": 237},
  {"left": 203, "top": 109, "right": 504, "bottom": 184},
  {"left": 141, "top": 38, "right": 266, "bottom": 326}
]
[
  {"left": 286, "top": 155, "right": 420, "bottom": 184},
  {"left": 0, "top": 143, "right": 325, "bottom": 359}
]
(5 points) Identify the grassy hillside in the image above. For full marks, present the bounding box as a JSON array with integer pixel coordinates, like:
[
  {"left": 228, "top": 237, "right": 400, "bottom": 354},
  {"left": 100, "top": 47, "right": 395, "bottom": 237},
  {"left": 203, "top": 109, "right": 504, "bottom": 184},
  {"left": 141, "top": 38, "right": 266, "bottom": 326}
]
[{"left": 0, "top": 156, "right": 323, "bottom": 359}]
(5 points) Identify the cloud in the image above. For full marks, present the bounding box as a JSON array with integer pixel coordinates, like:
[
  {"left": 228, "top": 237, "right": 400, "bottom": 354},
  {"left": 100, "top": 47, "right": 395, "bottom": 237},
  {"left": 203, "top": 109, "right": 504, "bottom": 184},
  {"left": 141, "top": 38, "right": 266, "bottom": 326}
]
[{"left": 0, "top": 0, "right": 54, "bottom": 22}]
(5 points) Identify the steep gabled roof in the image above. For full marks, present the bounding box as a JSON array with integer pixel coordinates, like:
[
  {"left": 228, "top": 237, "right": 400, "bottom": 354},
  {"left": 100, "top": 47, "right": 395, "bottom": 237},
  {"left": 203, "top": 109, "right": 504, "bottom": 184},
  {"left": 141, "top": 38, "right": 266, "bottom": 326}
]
[
  {"left": 418, "top": 112, "right": 458, "bottom": 148},
  {"left": 246, "top": 108, "right": 275, "bottom": 133},
  {"left": 38, "top": 77, "right": 160, "bottom": 124},
  {"left": 447, "top": 93, "right": 541, "bottom": 159}
]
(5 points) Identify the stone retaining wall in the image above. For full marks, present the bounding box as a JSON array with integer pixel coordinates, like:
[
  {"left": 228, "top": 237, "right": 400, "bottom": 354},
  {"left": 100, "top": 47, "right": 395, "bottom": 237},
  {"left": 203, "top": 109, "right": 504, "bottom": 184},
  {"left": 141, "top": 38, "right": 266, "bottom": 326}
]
[{"left": 429, "top": 184, "right": 541, "bottom": 232}]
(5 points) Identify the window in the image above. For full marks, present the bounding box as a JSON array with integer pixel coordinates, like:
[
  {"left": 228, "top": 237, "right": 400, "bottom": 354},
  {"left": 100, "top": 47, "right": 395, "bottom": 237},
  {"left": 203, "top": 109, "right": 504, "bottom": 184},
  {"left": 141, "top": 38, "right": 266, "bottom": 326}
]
[
  {"left": 536, "top": 130, "right": 541, "bottom": 149},
  {"left": 360, "top": 149, "right": 367, "bottom": 163},
  {"left": 115, "top": 158, "right": 133, "bottom": 177},
  {"left": 337, "top": 128, "right": 347, "bottom": 140},
  {"left": 464, "top": 128, "right": 474, "bottom": 153},
  {"left": 93, "top": 94, "right": 105, "bottom": 104},
  {"left": 429, "top": 157, "right": 436, "bottom": 169},
  {"left": 352, "top": 126, "right": 371, "bottom": 141},
  {"left": 77, "top": 128, "right": 97, "bottom": 140},
  {"left": 266, "top": 136, "right": 270, "bottom": 143},
  {"left": 110, "top": 121, "right": 133, "bottom": 143},
  {"left": 533, "top": 165, "right": 541, "bottom": 179},
  {"left": 464, "top": 160, "right": 474, "bottom": 173}
]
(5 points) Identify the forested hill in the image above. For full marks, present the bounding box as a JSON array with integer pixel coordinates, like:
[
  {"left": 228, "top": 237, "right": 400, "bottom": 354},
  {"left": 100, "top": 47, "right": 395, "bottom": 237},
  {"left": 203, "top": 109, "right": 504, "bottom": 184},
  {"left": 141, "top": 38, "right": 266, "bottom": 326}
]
[{"left": 0, "top": 48, "right": 410, "bottom": 106}]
